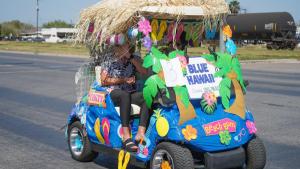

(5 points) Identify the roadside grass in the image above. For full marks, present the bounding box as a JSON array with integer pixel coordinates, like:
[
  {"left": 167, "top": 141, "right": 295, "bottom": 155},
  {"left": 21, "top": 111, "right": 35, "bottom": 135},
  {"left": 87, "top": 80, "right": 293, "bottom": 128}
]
[
  {"left": 0, "top": 41, "right": 300, "bottom": 60},
  {"left": 188, "top": 45, "right": 300, "bottom": 60},
  {"left": 0, "top": 41, "right": 89, "bottom": 56}
]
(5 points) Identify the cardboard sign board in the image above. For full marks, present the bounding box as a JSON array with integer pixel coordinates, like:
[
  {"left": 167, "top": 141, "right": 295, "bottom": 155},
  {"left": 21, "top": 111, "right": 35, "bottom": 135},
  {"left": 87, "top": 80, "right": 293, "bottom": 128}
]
[
  {"left": 161, "top": 57, "right": 186, "bottom": 87},
  {"left": 88, "top": 91, "right": 107, "bottom": 108},
  {"left": 185, "top": 57, "right": 222, "bottom": 99}
]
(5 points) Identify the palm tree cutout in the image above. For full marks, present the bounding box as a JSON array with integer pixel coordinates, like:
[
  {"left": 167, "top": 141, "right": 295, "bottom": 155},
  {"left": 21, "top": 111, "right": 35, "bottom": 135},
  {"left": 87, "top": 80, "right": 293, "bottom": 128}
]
[
  {"left": 142, "top": 47, "right": 196, "bottom": 124},
  {"left": 203, "top": 52, "right": 246, "bottom": 119}
]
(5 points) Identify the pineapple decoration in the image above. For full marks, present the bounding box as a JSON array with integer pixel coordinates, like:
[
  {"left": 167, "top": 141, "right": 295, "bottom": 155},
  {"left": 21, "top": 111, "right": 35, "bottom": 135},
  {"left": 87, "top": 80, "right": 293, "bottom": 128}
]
[
  {"left": 154, "top": 109, "right": 169, "bottom": 137},
  {"left": 200, "top": 92, "right": 217, "bottom": 115}
]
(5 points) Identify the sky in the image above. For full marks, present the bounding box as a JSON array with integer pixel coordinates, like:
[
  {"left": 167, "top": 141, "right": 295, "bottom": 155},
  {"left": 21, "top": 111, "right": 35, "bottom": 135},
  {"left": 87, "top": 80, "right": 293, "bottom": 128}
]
[{"left": 0, "top": 0, "right": 299, "bottom": 25}]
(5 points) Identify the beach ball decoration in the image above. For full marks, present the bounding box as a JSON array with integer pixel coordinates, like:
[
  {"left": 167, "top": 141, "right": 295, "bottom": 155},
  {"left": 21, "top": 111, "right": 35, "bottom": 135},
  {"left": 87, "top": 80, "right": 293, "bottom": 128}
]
[
  {"left": 127, "top": 27, "right": 139, "bottom": 39},
  {"left": 200, "top": 92, "right": 217, "bottom": 115},
  {"left": 105, "top": 33, "right": 126, "bottom": 46}
]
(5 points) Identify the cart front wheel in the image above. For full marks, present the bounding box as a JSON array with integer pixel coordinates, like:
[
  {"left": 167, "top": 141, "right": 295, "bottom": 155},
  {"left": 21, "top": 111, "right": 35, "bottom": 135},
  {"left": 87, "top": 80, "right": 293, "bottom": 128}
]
[
  {"left": 245, "top": 135, "right": 266, "bottom": 169},
  {"left": 150, "top": 142, "right": 194, "bottom": 169}
]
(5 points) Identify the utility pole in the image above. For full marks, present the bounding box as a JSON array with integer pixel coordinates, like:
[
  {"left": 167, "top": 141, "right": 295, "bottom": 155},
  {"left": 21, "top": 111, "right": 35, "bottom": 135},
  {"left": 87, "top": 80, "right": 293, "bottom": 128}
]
[{"left": 36, "top": 0, "right": 39, "bottom": 38}]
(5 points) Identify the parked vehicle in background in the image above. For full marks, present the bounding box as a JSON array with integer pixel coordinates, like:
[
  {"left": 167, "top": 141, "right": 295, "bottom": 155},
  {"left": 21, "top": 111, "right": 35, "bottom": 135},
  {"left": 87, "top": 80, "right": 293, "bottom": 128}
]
[
  {"left": 42, "top": 28, "right": 76, "bottom": 43},
  {"left": 32, "top": 37, "right": 45, "bottom": 42}
]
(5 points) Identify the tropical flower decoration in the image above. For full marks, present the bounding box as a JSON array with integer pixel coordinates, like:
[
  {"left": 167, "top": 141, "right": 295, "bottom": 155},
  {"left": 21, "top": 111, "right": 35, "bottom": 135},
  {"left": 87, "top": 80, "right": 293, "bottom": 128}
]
[
  {"left": 246, "top": 120, "right": 257, "bottom": 134},
  {"left": 138, "top": 18, "right": 152, "bottom": 36},
  {"left": 200, "top": 92, "right": 217, "bottom": 115},
  {"left": 226, "top": 38, "right": 237, "bottom": 55},
  {"left": 143, "top": 147, "right": 149, "bottom": 156},
  {"left": 219, "top": 130, "right": 232, "bottom": 145},
  {"left": 161, "top": 161, "right": 171, "bottom": 169},
  {"left": 222, "top": 25, "right": 232, "bottom": 38},
  {"left": 177, "top": 55, "right": 188, "bottom": 75},
  {"left": 182, "top": 125, "right": 198, "bottom": 141},
  {"left": 143, "top": 35, "right": 152, "bottom": 51}
]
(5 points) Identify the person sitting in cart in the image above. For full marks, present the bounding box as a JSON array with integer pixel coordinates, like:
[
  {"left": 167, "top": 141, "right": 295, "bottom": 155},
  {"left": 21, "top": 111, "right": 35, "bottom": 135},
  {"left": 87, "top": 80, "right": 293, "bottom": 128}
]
[{"left": 100, "top": 43, "right": 149, "bottom": 152}]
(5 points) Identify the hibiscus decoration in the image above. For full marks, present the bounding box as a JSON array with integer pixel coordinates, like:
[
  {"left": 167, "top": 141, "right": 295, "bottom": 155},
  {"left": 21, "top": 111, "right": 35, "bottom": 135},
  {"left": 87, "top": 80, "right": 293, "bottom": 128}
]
[
  {"left": 222, "top": 25, "right": 232, "bottom": 38},
  {"left": 143, "top": 147, "right": 149, "bottom": 156},
  {"left": 246, "top": 120, "right": 257, "bottom": 134},
  {"left": 219, "top": 130, "right": 231, "bottom": 145},
  {"left": 161, "top": 161, "right": 171, "bottom": 169},
  {"left": 203, "top": 92, "right": 217, "bottom": 106},
  {"left": 138, "top": 18, "right": 152, "bottom": 36},
  {"left": 143, "top": 36, "right": 152, "bottom": 51},
  {"left": 201, "top": 92, "right": 217, "bottom": 115},
  {"left": 177, "top": 55, "right": 188, "bottom": 75},
  {"left": 182, "top": 125, "right": 198, "bottom": 141}
]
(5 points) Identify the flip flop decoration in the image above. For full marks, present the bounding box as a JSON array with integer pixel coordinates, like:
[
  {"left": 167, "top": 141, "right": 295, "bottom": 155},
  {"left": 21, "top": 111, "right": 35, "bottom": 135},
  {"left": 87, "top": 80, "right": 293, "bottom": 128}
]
[
  {"left": 192, "top": 24, "right": 204, "bottom": 47},
  {"left": 151, "top": 19, "right": 167, "bottom": 43},
  {"left": 101, "top": 118, "right": 110, "bottom": 145},
  {"left": 118, "top": 150, "right": 131, "bottom": 169},
  {"left": 175, "top": 23, "right": 184, "bottom": 41},
  {"left": 167, "top": 22, "right": 184, "bottom": 42},
  {"left": 94, "top": 118, "right": 105, "bottom": 144},
  {"left": 167, "top": 23, "right": 174, "bottom": 42},
  {"left": 185, "top": 23, "right": 193, "bottom": 43},
  {"left": 205, "top": 21, "right": 217, "bottom": 40}
]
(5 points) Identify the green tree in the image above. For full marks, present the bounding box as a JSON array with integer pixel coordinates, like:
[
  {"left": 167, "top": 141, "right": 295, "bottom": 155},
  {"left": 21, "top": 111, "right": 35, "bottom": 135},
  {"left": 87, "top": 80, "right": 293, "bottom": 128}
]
[
  {"left": 42, "top": 20, "right": 73, "bottom": 28},
  {"left": 229, "top": 0, "right": 240, "bottom": 14},
  {"left": 0, "top": 20, "right": 33, "bottom": 37}
]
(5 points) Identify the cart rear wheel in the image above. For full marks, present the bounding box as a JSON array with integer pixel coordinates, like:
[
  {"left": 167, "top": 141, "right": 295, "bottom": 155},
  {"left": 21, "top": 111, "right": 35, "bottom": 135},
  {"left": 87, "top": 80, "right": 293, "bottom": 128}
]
[
  {"left": 150, "top": 142, "right": 194, "bottom": 169},
  {"left": 245, "top": 135, "right": 266, "bottom": 169},
  {"left": 68, "top": 121, "right": 98, "bottom": 162}
]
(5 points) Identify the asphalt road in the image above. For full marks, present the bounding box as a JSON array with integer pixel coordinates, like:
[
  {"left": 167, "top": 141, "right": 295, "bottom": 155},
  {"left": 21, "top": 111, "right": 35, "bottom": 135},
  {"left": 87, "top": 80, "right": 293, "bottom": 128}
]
[{"left": 0, "top": 52, "right": 299, "bottom": 169}]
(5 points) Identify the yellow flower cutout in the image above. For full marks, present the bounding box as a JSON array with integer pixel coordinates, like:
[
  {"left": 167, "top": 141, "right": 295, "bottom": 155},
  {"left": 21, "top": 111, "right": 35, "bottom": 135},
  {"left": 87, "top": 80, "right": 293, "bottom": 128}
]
[
  {"left": 161, "top": 161, "right": 171, "bottom": 169},
  {"left": 182, "top": 125, "right": 198, "bottom": 141},
  {"left": 223, "top": 25, "right": 232, "bottom": 38}
]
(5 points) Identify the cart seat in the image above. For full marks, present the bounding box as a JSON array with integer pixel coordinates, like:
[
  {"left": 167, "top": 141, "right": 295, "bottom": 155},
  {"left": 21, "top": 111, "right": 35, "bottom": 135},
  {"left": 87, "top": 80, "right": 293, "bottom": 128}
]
[{"left": 115, "top": 104, "right": 141, "bottom": 116}]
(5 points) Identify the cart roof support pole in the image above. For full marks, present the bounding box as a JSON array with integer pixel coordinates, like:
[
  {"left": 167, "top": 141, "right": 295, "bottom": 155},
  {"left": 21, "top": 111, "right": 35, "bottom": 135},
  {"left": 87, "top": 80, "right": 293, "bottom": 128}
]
[{"left": 219, "top": 21, "right": 225, "bottom": 53}]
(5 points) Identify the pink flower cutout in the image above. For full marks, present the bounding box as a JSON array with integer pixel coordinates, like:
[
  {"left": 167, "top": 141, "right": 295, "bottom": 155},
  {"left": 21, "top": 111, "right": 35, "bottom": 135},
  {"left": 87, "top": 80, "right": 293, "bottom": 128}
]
[
  {"left": 177, "top": 55, "right": 187, "bottom": 68},
  {"left": 203, "top": 92, "right": 217, "bottom": 106},
  {"left": 246, "top": 120, "right": 257, "bottom": 134},
  {"left": 143, "top": 147, "right": 149, "bottom": 156},
  {"left": 138, "top": 18, "right": 152, "bottom": 36}
]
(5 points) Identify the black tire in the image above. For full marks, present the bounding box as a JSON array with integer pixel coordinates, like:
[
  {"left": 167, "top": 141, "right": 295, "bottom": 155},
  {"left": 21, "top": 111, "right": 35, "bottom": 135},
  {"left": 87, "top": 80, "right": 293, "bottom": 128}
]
[
  {"left": 68, "top": 121, "right": 98, "bottom": 162},
  {"left": 150, "top": 142, "right": 194, "bottom": 169},
  {"left": 245, "top": 135, "right": 266, "bottom": 169}
]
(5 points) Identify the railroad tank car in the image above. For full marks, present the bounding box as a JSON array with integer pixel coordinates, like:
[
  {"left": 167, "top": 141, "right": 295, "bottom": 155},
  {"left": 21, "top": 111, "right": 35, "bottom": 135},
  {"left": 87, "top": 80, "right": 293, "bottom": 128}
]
[{"left": 227, "top": 12, "right": 297, "bottom": 50}]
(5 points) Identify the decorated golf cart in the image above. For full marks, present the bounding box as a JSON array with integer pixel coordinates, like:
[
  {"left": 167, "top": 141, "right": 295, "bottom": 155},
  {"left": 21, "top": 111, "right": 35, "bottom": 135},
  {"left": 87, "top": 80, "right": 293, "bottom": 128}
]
[{"left": 66, "top": 0, "right": 266, "bottom": 169}]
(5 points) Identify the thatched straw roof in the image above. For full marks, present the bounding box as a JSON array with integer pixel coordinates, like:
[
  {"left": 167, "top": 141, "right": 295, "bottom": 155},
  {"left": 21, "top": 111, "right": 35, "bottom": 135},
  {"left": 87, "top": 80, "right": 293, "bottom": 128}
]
[{"left": 76, "top": 0, "right": 229, "bottom": 46}]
